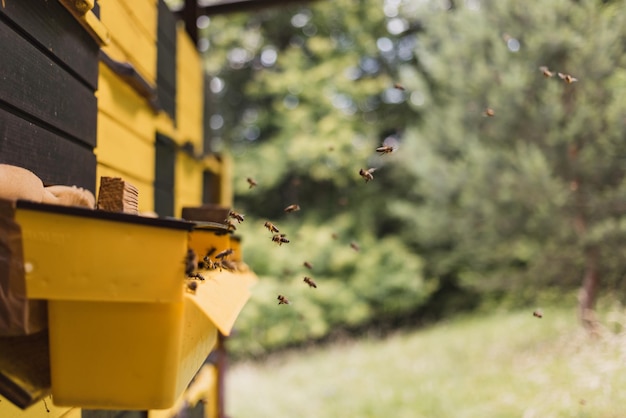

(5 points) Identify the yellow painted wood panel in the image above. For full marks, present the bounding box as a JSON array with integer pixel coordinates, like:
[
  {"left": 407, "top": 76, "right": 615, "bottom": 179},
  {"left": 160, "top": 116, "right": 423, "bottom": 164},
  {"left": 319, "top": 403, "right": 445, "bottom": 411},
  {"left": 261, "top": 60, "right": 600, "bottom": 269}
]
[
  {"left": 176, "top": 28, "right": 204, "bottom": 150},
  {"left": 59, "top": 408, "right": 82, "bottom": 418},
  {"left": 97, "top": 63, "right": 156, "bottom": 143},
  {"left": 96, "top": 111, "right": 155, "bottom": 184},
  {"left": 99, "top": 0, "right": 157, "bottom": 83},
  {"left": 119, "top": 0, "right": 157, "bottom": 43},
  {"left": 97, "top": 164, "right": 155, "bottom": 213},
  {"left": 0, "top": 396, "right": 73, "bottom": 418},
  {"left": 174, "top": 153, "right": 203, "bottom": 217},
  {"left": 155, "top": 112, "right": 178, "bottom": 143}
]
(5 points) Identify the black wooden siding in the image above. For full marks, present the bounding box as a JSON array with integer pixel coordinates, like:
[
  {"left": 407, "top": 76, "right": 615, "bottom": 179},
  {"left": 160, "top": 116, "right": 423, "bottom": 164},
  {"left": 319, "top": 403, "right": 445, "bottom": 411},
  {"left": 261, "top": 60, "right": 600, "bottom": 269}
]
[
  {"left": 0, "top": 0, "right": 99, "bottom": 192},
  {"left": 157, "top": 0, "right": 177, "bottom": 123},
  {"left": 154, "top": 133, "right": 176, "bottom": 217}
]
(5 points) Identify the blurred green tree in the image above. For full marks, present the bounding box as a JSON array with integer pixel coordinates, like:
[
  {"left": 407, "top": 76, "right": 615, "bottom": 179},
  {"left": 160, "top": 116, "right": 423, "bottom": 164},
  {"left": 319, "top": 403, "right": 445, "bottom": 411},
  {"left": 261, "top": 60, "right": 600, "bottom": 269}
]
[{"left": 192, "top": 0, "right": 626, "bottom": 351}]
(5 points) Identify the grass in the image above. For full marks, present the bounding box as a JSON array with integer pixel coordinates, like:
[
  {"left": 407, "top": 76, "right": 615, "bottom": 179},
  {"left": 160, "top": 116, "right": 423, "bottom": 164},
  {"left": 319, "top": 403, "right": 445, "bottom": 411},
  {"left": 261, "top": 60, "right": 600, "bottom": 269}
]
[{"left": 225, "top": 305, "right": 626, "bottom": 418}]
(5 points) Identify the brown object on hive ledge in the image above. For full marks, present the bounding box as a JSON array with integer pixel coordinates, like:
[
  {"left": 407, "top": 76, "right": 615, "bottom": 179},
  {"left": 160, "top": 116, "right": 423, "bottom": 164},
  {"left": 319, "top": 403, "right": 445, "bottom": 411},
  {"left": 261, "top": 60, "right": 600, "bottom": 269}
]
[
  {"left": 96, "top": 177, "right": 139, "bottom": 214},
  {"left": 181, "top": 204, "right": 230, "bottom": 223}
]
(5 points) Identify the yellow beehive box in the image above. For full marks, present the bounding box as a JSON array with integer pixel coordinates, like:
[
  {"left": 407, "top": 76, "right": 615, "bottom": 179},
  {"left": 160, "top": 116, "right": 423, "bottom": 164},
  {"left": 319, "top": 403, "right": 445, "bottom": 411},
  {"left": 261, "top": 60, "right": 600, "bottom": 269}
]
[
  {"left": 12, "top": 201, "right": 243, "bottom": 410},
  {"left": 187, "top": 224, "right": 231, "bottom": 263}
]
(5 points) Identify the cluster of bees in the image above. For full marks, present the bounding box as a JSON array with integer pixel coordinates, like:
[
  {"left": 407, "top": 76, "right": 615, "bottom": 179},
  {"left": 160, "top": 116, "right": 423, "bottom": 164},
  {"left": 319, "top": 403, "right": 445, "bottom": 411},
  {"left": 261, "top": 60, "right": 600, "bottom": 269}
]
[{"left": 184, "top": 210, "right": 246, "bottom": 293}]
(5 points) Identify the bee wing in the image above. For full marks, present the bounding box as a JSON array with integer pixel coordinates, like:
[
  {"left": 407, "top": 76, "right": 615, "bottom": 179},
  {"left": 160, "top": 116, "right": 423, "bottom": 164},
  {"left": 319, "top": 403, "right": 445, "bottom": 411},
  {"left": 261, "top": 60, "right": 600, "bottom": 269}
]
[{"left": 367, "top": 168, "right": 377, "bottom": 174}]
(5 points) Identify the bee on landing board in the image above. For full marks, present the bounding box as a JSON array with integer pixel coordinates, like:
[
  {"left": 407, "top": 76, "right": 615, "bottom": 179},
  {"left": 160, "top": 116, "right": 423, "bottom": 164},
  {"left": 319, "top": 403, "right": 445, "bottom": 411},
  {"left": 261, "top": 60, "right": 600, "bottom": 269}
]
[
  {"left": 228, "top": 210, "right": 245, "bottom": 223},
  {"left": 185, "top": 249, "right": 197, "bottom": 276},
  {"left": 219, "top": 259, "right": 237, "bottom": 272},
  {"left": 202, "top": 257, "right": 217, "bottom": 270},
  {"left": 303, "top": 261, "right": 313, "bottom": 270},
  {"left": 359, "top": 168, "right": 376, "bottom": 183},
  {"left": 272, "top": 233, "right": 290, "bottom": 245},
  {"left": 264, "top": 221, "right": 280, "bottom": 233},
  {"left": 277, "top": 294, "right": 290, "bottom": 305},
  {"left": 376, "top": 145, "right": 395, "bottom": 155},
  {"left": 188, "top": 272, "right": 205, "bottom": 281},
  {"left": 186, "top": 280, "right": 198, "bottom": 294},
  {"left": 246, "top": 177, "right": 258, "bottom": 189},
  {"left": 533, "top": 310, "right": 543, "bottom": 319},
  {"left": 303, "top": 276, "right": 317, "bottom": 288},
  {"left": 539, "top": 66, "right": 554, "bottom": 77},
  {"left": 557, "top": 72, "right": 578, "bottom": 83},
  {"left": 284, "top": 204, "right": 301, "bottom": 213}
]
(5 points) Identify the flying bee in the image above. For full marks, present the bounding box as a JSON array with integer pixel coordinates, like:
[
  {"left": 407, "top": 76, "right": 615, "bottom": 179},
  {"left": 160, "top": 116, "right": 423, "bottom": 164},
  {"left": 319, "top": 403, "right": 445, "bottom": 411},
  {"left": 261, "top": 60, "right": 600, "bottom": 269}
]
[
  {"left": 264, "top": 221, "right": 280, "bottom": 233},
  {"left": 533, "top": 310, "right": 543, "bottom": 319},
  {"left": 483, "top": 107, "right": 495, "bottom": 117},
  {"left": 228, "top": 210, "right": 245, "bottom": 223},
  {"left": 557, "top": 72, "right": 578, "bottom": 83},
  {"left": 393, "top": 83, "right": 405, "bottom": 91},
  {"left": 272, "top": 233, "right": 290, "bottom": 245},
  {"left": 284, "top": 204, "right": 301, "bottom": 213},
  {"left": 184, "top": 249, "right": 197, "bottom": 276},
  {"left": 359, "top": 168, "right": 376, "bottom": 183},
  {"left": 376, "top": 145, "right": 395, "bottom": 155},
  {"left": 331, "top": 232, "right": 338, "bottom": 240},
  {"left": 215, "top": 248, "right": 234, "bottom": 259},
  {"left": 277, "top": 294, "right": 290, "bottom": 305},
  {"left": 186, "top": 280, "right": 198, "bottom": 294},
  {"left": 188, "top": 272, "right": 205, "bottom": 281},
  {"left": 246, "top": 177, "right": 258, "bottom": 188},
  {"left": 350, "top": 241, "right": 360, "bottom": 252},
  {"left": 539, "top": 66, "right": 554, "bottom": 77},
  {"left": 303, "top": 276, "right": 317, "bottom": 288},
  {"left": 303, "top": 261, "right": 313, "bottom": 270}
]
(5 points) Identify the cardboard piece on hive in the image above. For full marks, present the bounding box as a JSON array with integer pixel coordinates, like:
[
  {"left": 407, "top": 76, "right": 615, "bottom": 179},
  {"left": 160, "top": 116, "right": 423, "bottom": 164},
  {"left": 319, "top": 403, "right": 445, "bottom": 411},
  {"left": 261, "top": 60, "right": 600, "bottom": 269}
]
[{"left": 0, "top": 199, "right": 47, "bottom": 336}]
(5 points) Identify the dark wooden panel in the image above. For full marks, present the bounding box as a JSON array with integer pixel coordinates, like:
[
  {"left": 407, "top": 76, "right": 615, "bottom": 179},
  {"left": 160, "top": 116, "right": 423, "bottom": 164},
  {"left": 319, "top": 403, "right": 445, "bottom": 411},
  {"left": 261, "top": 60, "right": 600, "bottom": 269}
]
[
  {"left": 0, "top": 21, "right": 97, "bottom": 148},
  {"left": 0, "top": 106, "right": 96, "bottom": 193},
  {"left": 0, "top": 0, "right": 99, "bottom": 90},
  {"left": 157, "top": 0, "right": 177, "bottom": 121},
  {"left": 154, "top": 134, "right": 176, "bottom": 217},
  {"left": 82, "top": 410, "right": 148, "bottom": 418},
  {"left": 158, "top": 0, "right": 177, "bottom": 47},
  {"left": 203, "top": 170, "right": 220, "bottom": 204}
]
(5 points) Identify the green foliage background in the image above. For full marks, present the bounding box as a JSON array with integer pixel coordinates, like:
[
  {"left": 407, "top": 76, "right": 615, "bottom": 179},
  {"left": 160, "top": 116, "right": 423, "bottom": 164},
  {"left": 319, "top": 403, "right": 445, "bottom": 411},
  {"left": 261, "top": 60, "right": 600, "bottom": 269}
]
[{"left": 187, "top": 0, "right": 626, "bottom": 356}]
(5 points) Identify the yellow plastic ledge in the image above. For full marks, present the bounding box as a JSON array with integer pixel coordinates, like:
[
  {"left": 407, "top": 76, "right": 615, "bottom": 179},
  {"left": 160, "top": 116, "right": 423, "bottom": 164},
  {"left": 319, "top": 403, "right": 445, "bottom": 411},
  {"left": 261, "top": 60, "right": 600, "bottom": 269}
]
[
  {"left": 12, "top": 201, "right": 255, "bottom": 410},
  {"left": 16, "top": 202, "right": 190, "bottom": 304}
]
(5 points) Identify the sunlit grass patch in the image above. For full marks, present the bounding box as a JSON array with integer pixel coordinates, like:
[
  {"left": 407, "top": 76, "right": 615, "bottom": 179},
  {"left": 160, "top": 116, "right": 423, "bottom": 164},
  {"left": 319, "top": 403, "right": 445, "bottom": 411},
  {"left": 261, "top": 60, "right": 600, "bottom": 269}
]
[{"left": 226, "top": 306, "right": 626, "bottom": 418}]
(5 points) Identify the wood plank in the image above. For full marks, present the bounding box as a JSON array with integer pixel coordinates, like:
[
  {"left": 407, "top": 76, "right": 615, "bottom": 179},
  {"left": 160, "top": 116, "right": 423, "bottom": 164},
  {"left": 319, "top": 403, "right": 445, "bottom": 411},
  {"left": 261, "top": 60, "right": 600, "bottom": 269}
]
[
  {"left": 97, "top": 64, "right": 156, "bottom": 143},
  {"left": 0, "top": 22, "right": 97, "bottom": 147},
  {"left": 100, "top": 0, "right": 157, "bottom": 83},
  {"left": 0, "top": 0, "right": 99, "bottom": 90},
  {"left": 174, "top": 153, "right": 203, "bottom": 217},
  {"left": 176, "top": 28, "right": 203, "bottom": 148},
  {"left": 154, "top": 134, "right": 176, "bottom": 217},
  {"left": 158, "top": 0, "right": 177, "bottom": 48},
  {"left": 0, "top": 106, "right": 96, "bottom": 192},
  {"left": 121, "top": 0, "right": 158, "bottom": 43},
  {"left": 164, "top": 29, "right": 203, "bottom": 146},
  {"left": 96, "top": 112, "right": 155, "bottom": 184},
  {"left": 157, "top": 0, "right": 177, "bottom": 121},
  {"left": 96, "top": 164, "right": 155, "bottom": 213}
]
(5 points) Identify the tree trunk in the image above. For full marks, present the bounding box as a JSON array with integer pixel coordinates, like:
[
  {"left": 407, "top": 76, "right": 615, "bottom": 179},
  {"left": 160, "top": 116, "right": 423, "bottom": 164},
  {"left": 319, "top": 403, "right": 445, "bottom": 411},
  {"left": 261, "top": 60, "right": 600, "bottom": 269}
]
[{"left": 578, "top": 248, "right": 600, "bottom": 332}]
